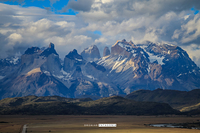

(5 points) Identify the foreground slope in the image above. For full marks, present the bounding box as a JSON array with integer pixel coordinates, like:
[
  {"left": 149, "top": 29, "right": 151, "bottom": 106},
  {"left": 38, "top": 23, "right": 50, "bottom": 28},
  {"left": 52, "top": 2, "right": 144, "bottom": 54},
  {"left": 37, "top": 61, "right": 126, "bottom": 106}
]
[
  {"left": 125, "top": 88, "right": 200, "bottom": 110},
  {"left": 0, "top": 95, "right": 179, "bottom": 115},
  {"left": 78, "top": 96, "right": 179, "bottom": 115}
]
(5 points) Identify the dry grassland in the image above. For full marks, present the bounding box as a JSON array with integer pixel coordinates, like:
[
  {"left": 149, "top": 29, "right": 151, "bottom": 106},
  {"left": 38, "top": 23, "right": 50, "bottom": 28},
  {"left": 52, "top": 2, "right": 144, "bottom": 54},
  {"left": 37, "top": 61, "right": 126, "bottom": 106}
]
[{"left": 0, "top": 115, "right": 200, "bottom": 133}]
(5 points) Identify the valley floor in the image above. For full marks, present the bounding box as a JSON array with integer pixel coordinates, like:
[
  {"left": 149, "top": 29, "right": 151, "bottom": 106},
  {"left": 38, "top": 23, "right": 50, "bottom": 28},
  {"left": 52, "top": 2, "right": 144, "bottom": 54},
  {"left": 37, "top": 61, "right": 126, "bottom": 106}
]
[{"left": 0, "top": 115, "right": 200, "bottom": 133}]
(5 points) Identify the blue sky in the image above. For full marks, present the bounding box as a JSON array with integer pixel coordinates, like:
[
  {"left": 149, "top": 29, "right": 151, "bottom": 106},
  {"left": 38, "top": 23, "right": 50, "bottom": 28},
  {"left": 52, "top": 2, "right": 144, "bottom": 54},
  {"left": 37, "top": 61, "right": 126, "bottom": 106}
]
[
  {"left": 191, "top": 7, "right": 199, "bottom": 15},
  {"left": 2, "top": 0, "right": 78, "bottom": 15},
  {"left": 1, "top": 0, "right": 200, "bottom": 66}
]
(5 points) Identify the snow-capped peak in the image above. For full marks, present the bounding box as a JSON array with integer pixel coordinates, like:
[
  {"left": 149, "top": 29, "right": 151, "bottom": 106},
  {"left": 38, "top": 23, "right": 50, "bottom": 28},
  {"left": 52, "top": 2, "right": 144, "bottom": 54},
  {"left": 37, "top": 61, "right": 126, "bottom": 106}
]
[
  {"left": 114, "top": 40, "right": 138, "bottom": 54},
  {"left": 85, "top": 45, "right": 96, "bottom": 52},
  {"left": 115, "top": 40, "right": 167, "bottom": 65}
]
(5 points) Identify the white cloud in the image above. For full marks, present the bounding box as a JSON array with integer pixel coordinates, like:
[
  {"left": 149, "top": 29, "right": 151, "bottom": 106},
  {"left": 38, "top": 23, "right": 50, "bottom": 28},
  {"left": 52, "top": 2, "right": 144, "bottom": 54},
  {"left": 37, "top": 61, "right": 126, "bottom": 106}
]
[
  {"left": 7, "top": 33, "right": 22, "bottom": 44},
  {"left": 94, "top": 37, "right": 107, "bottom": 43},
  {"left": 70, "top": 0, "right": 200, "bottom": 22},
  {"left": 142, "top": 28, "right": 159, "bottom": 43},
  {"left": 1, "top": 1, "right": 200, "bottom": 66},
  {"left": 175, "top": 14, "right": 200, "bottom": 43},
  {"left": 56, "top": 21, "right": 75, "bottom": 28},
  {"left": 0, "top": 3, "right": 95, "bottom": 59},
  {"left": 182, "top": 44, "right": 200, "bottom": 66},
  {"left": 101, "top": 0, "right": 114, "bottom": 4}
]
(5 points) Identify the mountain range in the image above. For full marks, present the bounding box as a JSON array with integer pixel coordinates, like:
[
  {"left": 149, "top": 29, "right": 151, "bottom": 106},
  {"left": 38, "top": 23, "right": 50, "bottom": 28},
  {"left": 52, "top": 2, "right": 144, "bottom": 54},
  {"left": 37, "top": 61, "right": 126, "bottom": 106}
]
[{"left": 0, "top": 39, "right": 200, "bottom": 100}]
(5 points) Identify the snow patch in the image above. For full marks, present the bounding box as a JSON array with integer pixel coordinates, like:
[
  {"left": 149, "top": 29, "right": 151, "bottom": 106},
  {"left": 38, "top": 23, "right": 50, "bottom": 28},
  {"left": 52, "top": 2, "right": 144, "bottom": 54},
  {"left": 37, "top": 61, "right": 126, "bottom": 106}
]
[
  {"left": 75, "top": 58, "right": 83, "bottom": 61},
  {"left": 148, "top": 52, "right": 165, "bottom": 65},
  {"left": 136, "top": 44, "right": 148, "bottom": 49},
  {"left": 110, "top": 57, "right": 127, "bottom": 73},
  {"left": 147, "top": 65, "right": 150, "bottom": 73},
  {"left": 118, "top": 42, "right": 136, "bottom": 54},
  {"left": 3, "top": 55, "right": 20, "bottom": 65},
  {"left": 53, "top": 75, "right": 64, "bottom": 79},
  {"left": 53, "top": 68, "right": 73, "bottom": 80},
  {"left": 86, "top": 75, "right": 96, "bottom": 80},
  {"left": 138, "top": 43, "right": 165, "bottom": 65},
  {"left": 61, "top": 68, "right": 69, "bottom": 75},
  {"left": 85, "top": 45, "right": 95, "bottom": 53},
  {"left": 182, "top": 52, "right": 185, "bottom": 57},
  {"left": 158, "top": 42, "right": 175, "bottom": 46},
  {"left": 44, "top": 71, "right": 50, "bottom": 76},
  {"left": 177, "top": 73, "right": 182, "bottom": 77},
  {"left": 12, "top": 56, "right": 19, "bottom": 64},
  {"left": 192, "top": 70, "right": 197, "bottom": 75}
]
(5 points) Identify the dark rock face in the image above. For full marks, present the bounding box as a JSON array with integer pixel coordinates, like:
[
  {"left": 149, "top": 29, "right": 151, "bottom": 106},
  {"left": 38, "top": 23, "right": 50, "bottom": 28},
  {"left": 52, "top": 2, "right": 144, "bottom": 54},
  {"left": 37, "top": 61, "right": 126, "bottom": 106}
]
[
  {"left": 71, "top": 66, "right": 83, "bottom": 78},
  {"left": 103, "top": 46, "right": 110, "bottom": 57},
  {"left": 24, "top": 47, "right": 41, "bottom": 55},
  {"left": 64, "top": 49, "right": 85, "bottom": 72},
  {"left": 81, "top": 45, "right": 101, "bottom": 61},
  {"left": 65, "top": 49, "right": 83, "bottom": 60},
  {"left": 22, "top": 47, "right": 41, "bottom": 66},
  {"left": 21, "top": 53, "right": 38, "bottom": 67},
  {"left": 40, "top": 43, "right": 58, "bottom": 57},
  {"left": 41, "top": 53, "right": 62, "bottom": 75},
  {"left": 90, "top": 62, "right": 106, "bottom": 72},
  {"left": 75, "top": 66, "right": 82, "bottom": 72}
]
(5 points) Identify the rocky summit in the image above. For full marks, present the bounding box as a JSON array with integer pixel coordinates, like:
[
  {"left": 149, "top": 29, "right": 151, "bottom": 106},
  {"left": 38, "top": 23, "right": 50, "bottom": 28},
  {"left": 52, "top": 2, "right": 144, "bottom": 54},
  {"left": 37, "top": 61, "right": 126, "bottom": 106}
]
[
  {"left": 81, "top": 45, "right": 101, "bottom": 62},
  {"left": 0, "top": 40, "right": 200, "bottom": 99}
]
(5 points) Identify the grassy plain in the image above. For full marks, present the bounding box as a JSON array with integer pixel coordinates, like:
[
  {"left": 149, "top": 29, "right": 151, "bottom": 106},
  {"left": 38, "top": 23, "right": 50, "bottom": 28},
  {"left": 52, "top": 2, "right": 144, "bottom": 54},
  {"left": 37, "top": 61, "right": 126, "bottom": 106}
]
[{"left": 0, "top": 115, "right": 200, "bottom": 133}]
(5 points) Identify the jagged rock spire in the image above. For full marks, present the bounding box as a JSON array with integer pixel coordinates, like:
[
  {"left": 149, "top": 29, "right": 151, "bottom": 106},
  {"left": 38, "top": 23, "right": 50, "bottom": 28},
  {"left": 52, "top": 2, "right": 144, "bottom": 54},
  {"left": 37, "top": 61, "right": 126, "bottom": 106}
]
[
  {"left": 49, "top": 42, "right": 55, "bottom": 49},
  {"left": 40, "top": 42, "right": 58, "bottom": 57},
  {"left": 65, "top": 49, "right": 83, "bottom": 60},
  {"left": 103, "top": 46, "right": 110, "bottom": 57}
]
